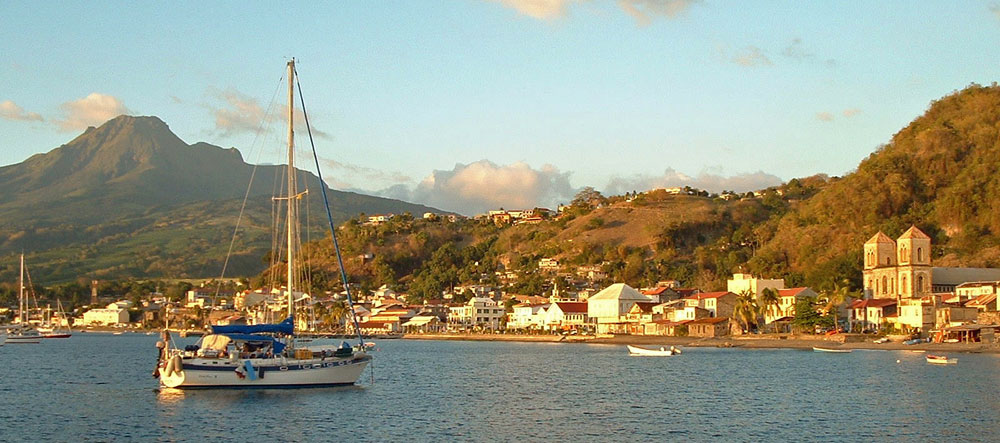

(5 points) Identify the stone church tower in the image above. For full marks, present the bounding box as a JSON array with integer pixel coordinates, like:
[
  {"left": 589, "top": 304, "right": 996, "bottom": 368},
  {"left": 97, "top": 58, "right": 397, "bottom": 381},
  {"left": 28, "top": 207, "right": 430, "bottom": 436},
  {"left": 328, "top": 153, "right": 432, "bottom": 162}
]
[
  {"left": 896, "top": 226, "right": 932, "bottom": 298},
  {"left": 863, "top": 232, "right": 897, "bottom": 299},
  {"left": 862, "top": 226, "right": 932, "bottom": 300}
]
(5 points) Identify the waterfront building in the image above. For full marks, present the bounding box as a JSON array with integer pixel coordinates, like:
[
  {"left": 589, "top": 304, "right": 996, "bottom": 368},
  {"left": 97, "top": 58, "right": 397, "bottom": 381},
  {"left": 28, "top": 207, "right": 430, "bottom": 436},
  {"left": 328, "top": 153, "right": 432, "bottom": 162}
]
[
  {"left": 543, "top": 302, "right": 591, "bottom": 331},
  {"left": 848, "top": 298, "right": 897, "bottom": 331},
  {"left": 448, "top": 297, "right": 505, "bottom": 330},
  {"left": 508, "top": 303, "right": 547, "bottom": 330},
  {"left": 687, "top": 317, "right": 730, "bottom": 337},
  {"left": 766, "top": 287, "right": 817, "bottom": 324},
  {"left": 81, "top": 302, "right": 130, "bottom": 326},
  {"left": 402, "top": 315, "right": 446, "bottom": 333},
  {"left": 588, "top": 283, "right": 651, "bottom": 334}
]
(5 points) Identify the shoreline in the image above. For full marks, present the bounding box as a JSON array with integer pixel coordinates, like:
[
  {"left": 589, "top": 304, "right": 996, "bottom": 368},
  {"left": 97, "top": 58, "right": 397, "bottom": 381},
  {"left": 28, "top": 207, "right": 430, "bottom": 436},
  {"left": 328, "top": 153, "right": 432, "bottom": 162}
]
[{"left": 403, "top": 333, "right": 1000, "bottom": 354}]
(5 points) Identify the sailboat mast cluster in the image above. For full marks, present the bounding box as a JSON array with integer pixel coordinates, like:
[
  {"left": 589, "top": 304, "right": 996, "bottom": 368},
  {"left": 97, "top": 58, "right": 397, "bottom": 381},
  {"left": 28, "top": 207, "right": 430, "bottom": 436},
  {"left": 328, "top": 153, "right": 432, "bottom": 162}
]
[{"left": 286, "top": 59, "right": 297, "bottom": 319}]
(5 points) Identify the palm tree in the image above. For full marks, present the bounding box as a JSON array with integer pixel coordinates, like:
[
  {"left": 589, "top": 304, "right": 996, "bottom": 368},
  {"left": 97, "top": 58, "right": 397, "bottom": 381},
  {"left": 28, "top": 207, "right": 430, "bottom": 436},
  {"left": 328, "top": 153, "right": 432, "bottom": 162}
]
[
  {"left": 821, "top": 279, "right": 858, "bottom": 332},
  {"left": 758, "top": 287, "right": 781, "bottom": 333},
  {"left": 731, "top": 290, "right": 759, "bottom": 334}
]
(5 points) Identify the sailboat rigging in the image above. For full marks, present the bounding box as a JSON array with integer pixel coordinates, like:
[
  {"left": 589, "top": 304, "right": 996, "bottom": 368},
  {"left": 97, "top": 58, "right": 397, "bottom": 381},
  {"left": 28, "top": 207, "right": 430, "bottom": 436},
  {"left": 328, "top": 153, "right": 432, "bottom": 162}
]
[
  {"left": 7, "top": 254, "right": 42, "bottom": 344},
  {"left": 156, "top": 59, "right": 371, "bottom": 388}
]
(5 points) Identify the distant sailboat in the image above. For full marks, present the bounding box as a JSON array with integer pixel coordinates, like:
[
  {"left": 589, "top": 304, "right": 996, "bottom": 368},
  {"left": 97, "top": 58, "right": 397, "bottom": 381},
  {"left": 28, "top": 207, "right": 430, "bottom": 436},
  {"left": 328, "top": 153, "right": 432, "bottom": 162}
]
[
  {"left": 39, "top": 299, "right": 72, "bottom": 339},
  {"left": 156, "top": 59, "right": 371, "bottom": 388},
  {"left": 7, "top": 254, "right": 41, "bottom": 344}
]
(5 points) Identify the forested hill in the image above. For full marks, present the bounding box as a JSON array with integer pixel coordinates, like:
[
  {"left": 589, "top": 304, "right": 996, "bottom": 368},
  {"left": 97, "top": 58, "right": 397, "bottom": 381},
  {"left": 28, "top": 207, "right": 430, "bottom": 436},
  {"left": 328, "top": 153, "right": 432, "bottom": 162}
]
[
  {"left": 0, "top": 115, "right": 442, "bottom": 283},
  {"left": 749, "top": 84, "right": 1000, "bottom": 286},
  {"left": 290, "top": 84, "right": 1000, "bottom": 299}
]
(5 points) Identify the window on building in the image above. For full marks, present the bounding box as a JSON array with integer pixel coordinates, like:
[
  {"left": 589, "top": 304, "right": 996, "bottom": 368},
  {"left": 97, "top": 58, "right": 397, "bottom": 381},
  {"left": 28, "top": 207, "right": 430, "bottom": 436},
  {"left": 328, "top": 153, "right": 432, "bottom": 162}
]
[
  {"left": 902, "top": 276, "right": 907, "bottom": 295},
  {"left": 917, "top": 275, "right": 924, "bottom": 292},
  {"left": 882, "top": 276, "right": 887, "bottom": 294},
  {"left": 917, "top": 247, "right": 923, "bottom": 262}
]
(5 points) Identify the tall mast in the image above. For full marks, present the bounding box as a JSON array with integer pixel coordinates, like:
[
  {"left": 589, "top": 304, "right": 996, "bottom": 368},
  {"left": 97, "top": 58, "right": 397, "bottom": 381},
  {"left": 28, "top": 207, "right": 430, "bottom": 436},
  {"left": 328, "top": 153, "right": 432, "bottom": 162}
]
[
  {"left": 19, "top": 253, "right": 24, "bottom": 324},
  {"left": 286, "top": 58, "right": 296, "bottom": 319}
]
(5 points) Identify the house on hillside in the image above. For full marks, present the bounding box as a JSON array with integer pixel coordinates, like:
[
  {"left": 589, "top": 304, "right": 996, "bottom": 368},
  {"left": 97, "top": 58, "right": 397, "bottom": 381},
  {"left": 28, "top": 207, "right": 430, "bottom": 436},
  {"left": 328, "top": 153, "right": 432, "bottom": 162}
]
[{"left": 848, "top": 299, "right": 897, "bottom": 332}]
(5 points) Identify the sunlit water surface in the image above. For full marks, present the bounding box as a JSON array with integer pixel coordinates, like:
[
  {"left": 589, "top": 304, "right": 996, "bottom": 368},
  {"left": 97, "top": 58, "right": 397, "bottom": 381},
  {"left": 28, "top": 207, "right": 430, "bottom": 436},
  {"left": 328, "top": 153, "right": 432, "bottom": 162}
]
[{"left": 1, "top": 334, "right": 997, "bottom": 441}]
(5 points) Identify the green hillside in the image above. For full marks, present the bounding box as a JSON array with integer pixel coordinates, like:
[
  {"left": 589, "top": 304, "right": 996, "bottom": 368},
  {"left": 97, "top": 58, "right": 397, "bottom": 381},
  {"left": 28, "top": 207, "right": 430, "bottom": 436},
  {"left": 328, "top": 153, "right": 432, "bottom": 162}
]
[
  {"left": 748, "top": 83, "right": 1000, "bottom": 287},
  {"left": 290, "top": 84, "right": 1000, "bottom": 298}
]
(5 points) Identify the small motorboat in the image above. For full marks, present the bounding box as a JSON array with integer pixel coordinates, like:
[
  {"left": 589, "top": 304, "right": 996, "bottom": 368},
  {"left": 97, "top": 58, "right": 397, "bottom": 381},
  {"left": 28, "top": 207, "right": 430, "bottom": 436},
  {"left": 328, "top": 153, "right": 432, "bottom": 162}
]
[
  {"left": 812, "top": 347, "right": 852, "bottom": 353},
  {"left": 926, "top": 354, "right": 957, "bottom": 365},
  {"left": 627, "top": 345, "right": 681, "bottom": 356}
]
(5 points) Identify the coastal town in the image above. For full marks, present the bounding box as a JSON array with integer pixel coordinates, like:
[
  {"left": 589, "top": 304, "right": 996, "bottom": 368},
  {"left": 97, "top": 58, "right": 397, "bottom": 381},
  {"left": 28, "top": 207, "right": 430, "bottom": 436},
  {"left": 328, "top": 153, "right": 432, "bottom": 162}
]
[{"left": 11, "top": 223, "right": 999, "bottom": 349}]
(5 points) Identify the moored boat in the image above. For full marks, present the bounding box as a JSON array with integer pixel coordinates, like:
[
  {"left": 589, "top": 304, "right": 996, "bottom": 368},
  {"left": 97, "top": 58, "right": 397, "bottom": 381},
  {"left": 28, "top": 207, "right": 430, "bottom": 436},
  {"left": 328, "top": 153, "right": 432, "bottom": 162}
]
[
  {"left": 926, "top": 354, "right": 957, "bottom": 365},
  {"left": 812, "top": 346, "right": 852, "bottom": 353},
  {"left": 627, "top": 345, "right": 681, "bottom": 356},
  {"left": 156, "top": 59, "right": 371, "bottom": 389},
  {"left": 9, "top": 254, "right": 41, "bottom": 344}
]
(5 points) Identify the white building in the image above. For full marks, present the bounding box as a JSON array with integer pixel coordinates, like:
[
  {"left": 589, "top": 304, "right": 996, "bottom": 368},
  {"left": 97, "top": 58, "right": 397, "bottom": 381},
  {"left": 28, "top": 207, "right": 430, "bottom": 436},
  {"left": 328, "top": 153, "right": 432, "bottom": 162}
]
[
  {"left": 509, "top": 303, "right": 548, "bottom": 330},
  {"left": 727, "top": 273, "right": 785, "bottom": 298},
  {"left": 81, "top": 302, "right": 130, "bottom": 326},
  {"left": 448, "top": 297, "right": 505, "bottom": 330},
  {"left": 587, "top": 283, "right": 653, "bottom": 334}
]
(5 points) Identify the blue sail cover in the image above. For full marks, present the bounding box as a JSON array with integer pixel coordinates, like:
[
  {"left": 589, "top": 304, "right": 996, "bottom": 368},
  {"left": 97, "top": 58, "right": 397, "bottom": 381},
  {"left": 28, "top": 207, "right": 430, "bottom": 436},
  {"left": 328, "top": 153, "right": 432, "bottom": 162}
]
[{"left": 211, "top": 317, "right": 295, "bottom": 335}]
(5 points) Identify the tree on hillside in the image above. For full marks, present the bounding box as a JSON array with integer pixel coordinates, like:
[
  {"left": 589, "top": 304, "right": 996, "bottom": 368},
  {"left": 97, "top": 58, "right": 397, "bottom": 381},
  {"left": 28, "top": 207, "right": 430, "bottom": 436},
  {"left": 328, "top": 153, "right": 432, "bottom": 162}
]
[{"left": 571, "top": 187, "right": 606, "bottom": 209}]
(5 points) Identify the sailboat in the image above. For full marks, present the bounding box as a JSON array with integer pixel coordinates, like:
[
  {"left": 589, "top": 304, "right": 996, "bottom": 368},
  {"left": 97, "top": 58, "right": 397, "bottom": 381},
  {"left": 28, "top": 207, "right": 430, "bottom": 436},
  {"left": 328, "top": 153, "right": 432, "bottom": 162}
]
[
  {"left": 39, "top": 299, "right": 73, "bottom": 339},
  {"left": 156, "top": 59, "right": 371, "bottom": 388},
  {"left": 7, "top": 254, "right": 41, "bottom": 344}
]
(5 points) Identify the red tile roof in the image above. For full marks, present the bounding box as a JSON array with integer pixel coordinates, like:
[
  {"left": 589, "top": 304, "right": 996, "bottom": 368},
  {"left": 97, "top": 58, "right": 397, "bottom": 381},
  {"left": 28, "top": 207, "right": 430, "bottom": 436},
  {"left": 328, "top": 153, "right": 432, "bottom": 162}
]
[
  {"left": 642, "top": 287, "right": 670, "bottom": 295},
  {"left": 554, "top": 302, "right": 588, "bottom": 313},
  {"left": 778, "top": 287, "right": 809, "bottom": 297}
]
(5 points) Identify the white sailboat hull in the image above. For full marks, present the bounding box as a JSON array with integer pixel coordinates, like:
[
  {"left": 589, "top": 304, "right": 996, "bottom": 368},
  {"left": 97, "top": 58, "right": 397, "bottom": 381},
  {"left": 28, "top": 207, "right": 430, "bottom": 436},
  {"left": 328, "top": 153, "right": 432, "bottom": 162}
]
[
  {"left": 160, "top": 353, "right": 372, "bottom": 389},
  {"left": 7, "top": 330, "right": 41, "bottom": 344}
]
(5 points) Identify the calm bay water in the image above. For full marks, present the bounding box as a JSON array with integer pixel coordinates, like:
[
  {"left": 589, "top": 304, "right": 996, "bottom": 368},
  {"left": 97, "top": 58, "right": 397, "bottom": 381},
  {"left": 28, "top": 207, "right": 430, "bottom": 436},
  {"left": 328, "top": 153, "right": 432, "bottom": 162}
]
[{"left": 1, "top": 334, "right": 998, "bottom": 441}]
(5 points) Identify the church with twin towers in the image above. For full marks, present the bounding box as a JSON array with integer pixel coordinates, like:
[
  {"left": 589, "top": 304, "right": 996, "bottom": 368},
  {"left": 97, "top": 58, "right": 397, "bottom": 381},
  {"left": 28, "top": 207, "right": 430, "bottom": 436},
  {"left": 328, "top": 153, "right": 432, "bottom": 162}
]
[
  {"left": 863, "top": 225, "right": 1000, "bottom": 301},
  {"left": 863, "top": 226, "right": 933, "bottom": 300}
]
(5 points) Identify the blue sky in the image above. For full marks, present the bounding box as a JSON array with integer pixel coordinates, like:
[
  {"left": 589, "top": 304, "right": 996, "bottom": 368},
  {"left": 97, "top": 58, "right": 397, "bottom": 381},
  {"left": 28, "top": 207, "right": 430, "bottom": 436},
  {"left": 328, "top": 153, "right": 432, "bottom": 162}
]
[{"left": 2, "top": 1, "right": 1000, "bottom": 214}]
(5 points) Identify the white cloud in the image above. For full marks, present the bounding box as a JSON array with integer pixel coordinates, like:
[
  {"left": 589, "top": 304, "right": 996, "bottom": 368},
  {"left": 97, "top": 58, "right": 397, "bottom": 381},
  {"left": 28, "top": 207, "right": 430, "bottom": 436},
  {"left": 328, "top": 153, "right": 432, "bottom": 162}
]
[
  {"left": 732, "top": 46, "right": 773, "bottom": 67},
  {"left": 493, "top": 0, "right": 571, "bottom": 19},
  {"left": 321, "top": 157, "right": 413, "bottom": 187},
  {"left": 991, "top": 4, "right": 1000, "bottom": 20},
  {"left": 618, "top": 0, "right": 697, "bottom": 26},
  {"left": 55, "top": 93, "right": 130, "bottom": 131},
  {"left": 604, "top": 168, "right": 783, "bottom": 195},
  {"left": 816, "top": 112, "right": 835, "bottom": 122},
  {"left": 492, "top": 0, "right": 697, "bottom": 24},
  {"left": 374, "top": 160, "right": 576, "bottom": 215},
  {"left": 0, "top": 100, "right": 43, "bottom": 122},
  {"left": 842, "top": 108, "right": 862, "bottom": 118},
  {"left": 209, "top": 88, "right": 330, "bottom": 139}
]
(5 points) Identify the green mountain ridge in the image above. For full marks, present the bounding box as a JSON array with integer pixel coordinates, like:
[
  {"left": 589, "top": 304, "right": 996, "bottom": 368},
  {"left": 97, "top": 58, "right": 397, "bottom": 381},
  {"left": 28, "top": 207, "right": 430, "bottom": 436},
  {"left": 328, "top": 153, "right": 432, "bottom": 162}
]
[{"left": 0, "top": 115, "right": 444, "bottom": 283}]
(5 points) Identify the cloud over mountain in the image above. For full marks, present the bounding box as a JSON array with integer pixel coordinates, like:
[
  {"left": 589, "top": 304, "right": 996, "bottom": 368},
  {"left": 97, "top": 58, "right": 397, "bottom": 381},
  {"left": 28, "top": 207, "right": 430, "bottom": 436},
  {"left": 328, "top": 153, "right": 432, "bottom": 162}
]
[{"left": 55, "top": 93, "right": 130, "bottom": 131}]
